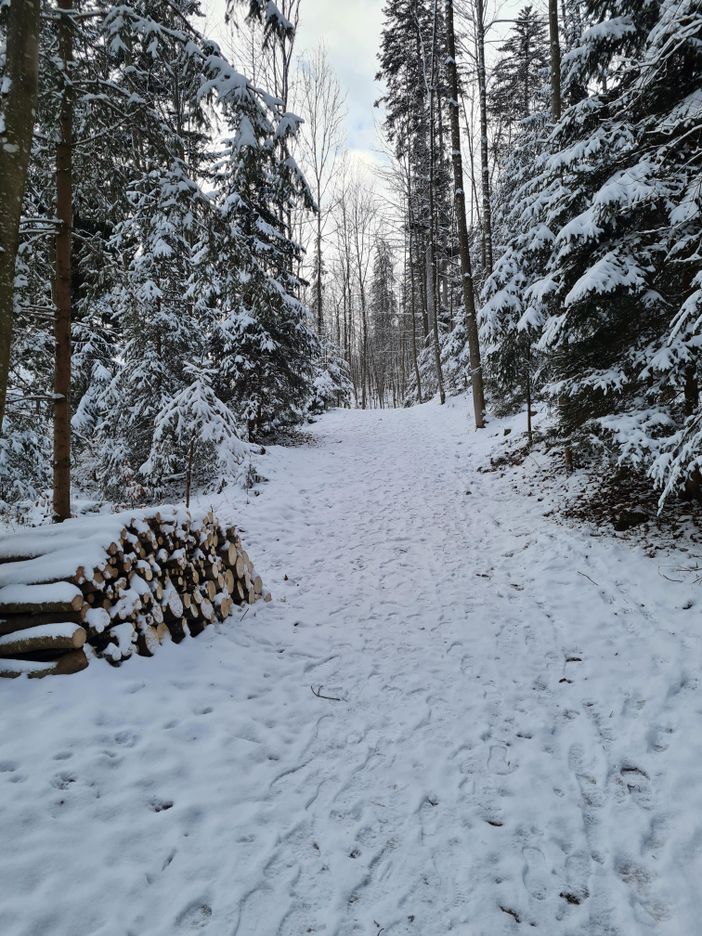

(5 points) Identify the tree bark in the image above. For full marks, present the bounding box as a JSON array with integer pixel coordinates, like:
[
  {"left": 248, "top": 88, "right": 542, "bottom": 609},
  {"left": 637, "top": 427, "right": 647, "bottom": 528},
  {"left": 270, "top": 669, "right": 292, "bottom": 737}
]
[
  {"left": 0, "top": 649, "right": 88, "bottom": 679},
  {"left": 428, "top": 0, "right": 445, "bottom": 405},
  {"left": 0, "top": 0, "right": 41, "bottom": 429},
  {"left": 549, "top": 0, "right": 562, "bottom": 122},
  {"left": 0, "top": 623, "right": 86, "bottom": 658},
  {"left": 445, "top": 0, "right": 485, "bottom": 429},
  {"left": 408, "top": 230, "right": 423, "bottom": 404},
  {"left": 53, "top": 0, "right": 74, "bottom": 522},
  {"left": 316, "top": 205, "right": 323, "bottom": 335},
  {"left": 474, "top": 0, "right": 493, "bottom": 276}
]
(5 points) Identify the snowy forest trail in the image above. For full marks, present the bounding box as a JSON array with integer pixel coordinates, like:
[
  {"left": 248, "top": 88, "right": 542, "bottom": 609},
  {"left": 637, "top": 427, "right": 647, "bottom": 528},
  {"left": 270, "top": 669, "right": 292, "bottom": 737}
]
[{"left": 1, "top": 400, "right": 701, "bottom": 936}]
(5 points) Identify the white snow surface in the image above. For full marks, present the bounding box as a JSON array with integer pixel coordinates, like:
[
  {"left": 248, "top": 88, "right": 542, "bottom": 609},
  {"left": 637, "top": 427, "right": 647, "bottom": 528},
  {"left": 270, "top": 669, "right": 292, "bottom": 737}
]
[{"left": 1, "top": 399, "right": 701, "bottom": 935}]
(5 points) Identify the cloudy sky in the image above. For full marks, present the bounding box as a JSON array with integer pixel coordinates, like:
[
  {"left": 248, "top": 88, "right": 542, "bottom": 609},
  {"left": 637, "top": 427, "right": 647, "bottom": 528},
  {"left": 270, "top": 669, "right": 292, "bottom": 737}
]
[
  {"left": 202, "top": 0, "right": 385, "bottom": 168},
  {"left": 202, "top": 0, "right": 532, "bottom": 170}
]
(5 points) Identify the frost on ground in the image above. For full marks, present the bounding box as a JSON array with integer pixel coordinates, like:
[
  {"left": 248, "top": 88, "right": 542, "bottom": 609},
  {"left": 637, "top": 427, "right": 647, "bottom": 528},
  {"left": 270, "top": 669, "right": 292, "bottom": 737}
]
[{"left": 1, "top": 399, "right": 701, "bottom": 936}]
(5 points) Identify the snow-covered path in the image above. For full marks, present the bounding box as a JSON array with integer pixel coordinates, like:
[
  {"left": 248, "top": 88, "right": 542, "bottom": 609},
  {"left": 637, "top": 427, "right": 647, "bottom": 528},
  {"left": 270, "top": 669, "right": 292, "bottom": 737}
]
[{"left": 1, "top": 401, "right": 701, "bottom": 936}]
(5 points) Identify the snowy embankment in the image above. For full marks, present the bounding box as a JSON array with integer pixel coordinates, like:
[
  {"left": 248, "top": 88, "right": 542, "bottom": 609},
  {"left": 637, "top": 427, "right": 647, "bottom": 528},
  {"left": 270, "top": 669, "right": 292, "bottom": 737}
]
[{"left": 1, "top": 398, "right": 700, "bottom": 936}]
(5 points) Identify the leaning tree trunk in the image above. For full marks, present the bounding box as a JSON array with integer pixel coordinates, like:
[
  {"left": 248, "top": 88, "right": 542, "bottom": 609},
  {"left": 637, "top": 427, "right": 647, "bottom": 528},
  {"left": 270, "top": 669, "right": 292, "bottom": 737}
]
[
  {"left": 445, "top": 0, "right": 485, "bottom": 429},
  {"left": 0, "top": 0, "right": 41, "bottom": 430},
  {"left": 549, "top": 0, "right": 562, "bottom": 122},
  {"left": 53, "top": 0, "right": 74, "bottom": 522},
  {"left": 474, "top": 0, "right": 493, "bottom": 277}
]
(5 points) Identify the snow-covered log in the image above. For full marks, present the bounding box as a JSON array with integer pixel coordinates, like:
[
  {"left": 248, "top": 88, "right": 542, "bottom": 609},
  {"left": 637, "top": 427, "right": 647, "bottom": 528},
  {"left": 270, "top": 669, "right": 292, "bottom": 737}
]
[
  {"left": 0, "top": 508, "right": 268, "bottom": 677},
  {"left": 0, "top": 623, "right": 86, "bottom": 657},
  {"left": 0, "top": 650, "right": 88, "bottom": 679}
]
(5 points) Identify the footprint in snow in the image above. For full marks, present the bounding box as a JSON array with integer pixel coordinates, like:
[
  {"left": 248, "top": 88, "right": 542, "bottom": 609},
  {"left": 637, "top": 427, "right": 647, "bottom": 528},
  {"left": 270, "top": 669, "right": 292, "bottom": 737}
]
[
  {"left": 113, "top": 730, "right": 139, "bottom": 748},
  {"left": 646, "top": 723, "right": 674, "bottom": 753},
  {"left": 175, "top": 901, "right": 213, "bottom": 931},
  {"left": 149, "top": 799, "right": 174, "bottom": 812},
  {"left": 563, "top": 851, "right": 590, "bottom": 905},
  {"left": 618, "top": 765, "right": 652, "bottom": 807},
  {"left": 522, "top": 846, "right": 549, "bottom": 900},
  {"left": 488, "top": 744, "right": 515, "bottom": 775}
]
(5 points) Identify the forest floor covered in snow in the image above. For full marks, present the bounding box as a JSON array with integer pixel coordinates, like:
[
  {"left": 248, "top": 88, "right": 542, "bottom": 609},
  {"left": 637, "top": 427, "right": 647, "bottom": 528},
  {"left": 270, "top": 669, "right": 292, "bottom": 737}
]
[{"left": 1, "top": 398, "right": 701, "bottom": 936}]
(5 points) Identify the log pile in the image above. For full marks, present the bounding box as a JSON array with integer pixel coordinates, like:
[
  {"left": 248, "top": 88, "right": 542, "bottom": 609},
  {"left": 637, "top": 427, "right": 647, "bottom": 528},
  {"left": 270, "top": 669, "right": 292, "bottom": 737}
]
[{"left": 0, "top": 508, "right": 269, "bottom": 678}]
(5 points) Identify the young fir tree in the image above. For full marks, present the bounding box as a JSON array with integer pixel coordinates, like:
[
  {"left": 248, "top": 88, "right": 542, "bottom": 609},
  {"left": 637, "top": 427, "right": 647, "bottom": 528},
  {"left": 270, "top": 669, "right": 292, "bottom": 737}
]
[
  {"left": 490, "top": 6, "right": 549, "bottom": 138},
  {"left": 210, "top": 68, "right": 319, "bottom": 439}
]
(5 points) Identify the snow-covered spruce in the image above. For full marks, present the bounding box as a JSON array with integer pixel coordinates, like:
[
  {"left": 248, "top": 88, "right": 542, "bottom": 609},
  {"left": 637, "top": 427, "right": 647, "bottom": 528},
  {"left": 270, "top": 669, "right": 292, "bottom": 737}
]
[{"left": 480, "top": 0, "right": 702, "bottom": 503}]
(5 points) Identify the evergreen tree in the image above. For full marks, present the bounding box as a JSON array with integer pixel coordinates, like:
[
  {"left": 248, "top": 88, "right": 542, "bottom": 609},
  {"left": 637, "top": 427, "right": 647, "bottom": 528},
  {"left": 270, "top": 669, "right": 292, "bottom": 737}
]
[
  {"left": 490, "top": 6, "right": 549, "bottom": 131},
  {"left": 484, "top": 0, "right": 702, "bottom": 499}
]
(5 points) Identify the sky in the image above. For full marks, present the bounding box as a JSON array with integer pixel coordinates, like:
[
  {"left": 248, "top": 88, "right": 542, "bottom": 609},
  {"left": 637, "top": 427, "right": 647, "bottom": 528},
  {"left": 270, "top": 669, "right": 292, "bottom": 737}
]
[
  {"left": 202, "top": 0, "right": 533, "bottom": 176},
  {"left": 202, "top": 0, "right": 386, "bottom": 173}
]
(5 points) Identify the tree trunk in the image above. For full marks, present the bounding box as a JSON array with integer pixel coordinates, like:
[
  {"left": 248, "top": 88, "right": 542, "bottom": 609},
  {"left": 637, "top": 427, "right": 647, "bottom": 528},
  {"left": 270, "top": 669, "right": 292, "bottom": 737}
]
[
  {"left": 526, "top": 336, "right": 533, "bottom": 446},
  {"left": 409, "top": 230, "right": 423, "bottom": 404},
  {"left": 474, "top": 0, "right": 493, "bottom": 276},
  {"left": 316, "top": 195, "right": 323, "bottom": 335},
  {"left": 427, "top": 240, "right": 445, "bottom": 405},
  {"left": 428, "top": 0, "right": 445, "bottom": 405},
  {"left": 0, "top": 0, "right": 41, "bottom": 429},
  {"left": 684, "top": 366, "right": 699, "bottom": 417},
  {"left": 185, "top": 435, "right": 194, "bottom": 508},
  {"left": 359, "top": 282, "right": 368, "bottom": 410},
  {"left": 549, "top": 0, "right": 562, "bottom": 122},
  {"left": 53, "top": 0, "right": 74, "bottom": 522},
  {"left": 445, "top": 0, "right": 485, "bottom": 429}
]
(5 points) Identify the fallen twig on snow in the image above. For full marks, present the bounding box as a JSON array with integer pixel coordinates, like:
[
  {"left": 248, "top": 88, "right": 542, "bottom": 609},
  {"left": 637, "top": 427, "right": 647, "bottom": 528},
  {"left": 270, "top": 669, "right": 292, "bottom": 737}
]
[
  {"left": 657, "top": 567, "right": 684, "bottom": 583},
  {"left": 311, "top": 685, "right": 342, "bottom": 702},
  {"left": 577, "top": 570, "right": 600, "bottom": 587}
]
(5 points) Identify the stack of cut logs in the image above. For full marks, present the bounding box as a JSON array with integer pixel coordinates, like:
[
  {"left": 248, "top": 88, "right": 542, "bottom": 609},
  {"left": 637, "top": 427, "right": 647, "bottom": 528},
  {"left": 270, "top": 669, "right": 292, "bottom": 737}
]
[{"left": 0, "top": 508, "right": 269, "bottom": 679}]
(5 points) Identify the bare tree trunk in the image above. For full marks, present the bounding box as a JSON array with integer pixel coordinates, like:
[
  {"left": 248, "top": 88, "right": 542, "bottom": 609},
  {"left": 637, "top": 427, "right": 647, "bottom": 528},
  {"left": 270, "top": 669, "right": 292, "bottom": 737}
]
[
  {"left": 474, "top": 0, "right": 493, "bottom": 276},
  {"left": 428, "top": 0, "right": 445, "bottom": 405},
  {"left": 316, "top": 207, "right": 324, "bottom": 336},
  {"left": 0, "top": 0, "right": 41, "bottom": 429},
  {"left": 549, "top": 0, "right": 562, "bottom": 121},
  {"left": 419, "top": 230, "right": 430, "bottom": 339},
  {"left": 427, "top": 241, "right": 445, "bottom": 405},
  {"left": 359, "top": 278, "right": 368, "bottom": 410},
  {"left": 684, "top": 366, "right": 698, "bottom": 418},
  {"left": 53, "top": 0, "right": 74, "bottom": 522},
  {"left": 445, "top": 0, "right": 485, "bottom": 429},
  {"left": 185, "top": 436, "right": 194, "bottom": 508},
  {"left": 461, "top": 96, "right": 481, "bottom": 230},
  {"left": 526, "top": 337, "right": 533, "bottom": 446},
  {"left": 409, "top": 230, "right": 423, "bottom": 404}
]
